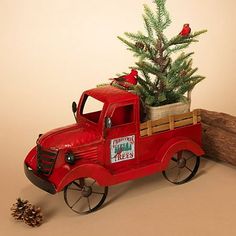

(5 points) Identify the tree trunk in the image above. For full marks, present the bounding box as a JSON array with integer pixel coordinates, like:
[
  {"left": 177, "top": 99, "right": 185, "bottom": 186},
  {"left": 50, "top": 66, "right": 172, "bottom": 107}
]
[{"left": 200, "top": 109, "right": 236, "bottom": 165}]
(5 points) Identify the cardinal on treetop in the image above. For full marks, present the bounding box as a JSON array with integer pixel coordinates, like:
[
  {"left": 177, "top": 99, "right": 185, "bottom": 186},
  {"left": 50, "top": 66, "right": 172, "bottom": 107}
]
[{"left": 179, "top": 24, "right": 191, "bottom": 37}]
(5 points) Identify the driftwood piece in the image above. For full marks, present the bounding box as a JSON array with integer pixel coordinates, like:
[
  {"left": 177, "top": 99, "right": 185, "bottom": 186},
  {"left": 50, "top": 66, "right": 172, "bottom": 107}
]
[{"left": 201, "top": 109, "right": 236, "bottom": 165}]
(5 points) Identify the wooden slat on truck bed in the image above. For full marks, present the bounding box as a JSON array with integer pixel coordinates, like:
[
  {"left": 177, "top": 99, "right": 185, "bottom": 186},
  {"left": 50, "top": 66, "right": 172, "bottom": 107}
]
[{"left": 140, "top": 109, "right": 201, "bottom": 137}]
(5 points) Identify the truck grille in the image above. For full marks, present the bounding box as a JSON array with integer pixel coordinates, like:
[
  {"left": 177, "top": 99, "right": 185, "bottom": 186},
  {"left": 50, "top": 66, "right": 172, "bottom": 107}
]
[{"left": 37, "top": 145, "right": 58, "bottom": 175}]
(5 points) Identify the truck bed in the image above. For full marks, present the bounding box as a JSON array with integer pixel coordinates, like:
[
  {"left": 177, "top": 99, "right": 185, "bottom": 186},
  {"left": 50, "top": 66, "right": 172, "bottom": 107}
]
[{"left": 140, "top": 109, "right": 201, "bottom": 137}]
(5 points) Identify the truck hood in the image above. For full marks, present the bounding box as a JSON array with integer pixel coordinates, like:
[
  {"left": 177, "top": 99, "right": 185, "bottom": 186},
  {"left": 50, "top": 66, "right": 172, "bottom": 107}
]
[{"left": 38, "top": 122, "right": 102, "bottom": 150}]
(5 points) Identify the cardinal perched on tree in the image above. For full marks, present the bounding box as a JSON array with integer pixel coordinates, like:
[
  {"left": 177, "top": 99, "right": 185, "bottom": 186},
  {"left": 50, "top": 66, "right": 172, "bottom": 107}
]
[
  {"left": 110, "top": 69, "right": 138, "bottom": 89},
  {"left": 179, "top": 24, "right": 191, "bottom": 37}
]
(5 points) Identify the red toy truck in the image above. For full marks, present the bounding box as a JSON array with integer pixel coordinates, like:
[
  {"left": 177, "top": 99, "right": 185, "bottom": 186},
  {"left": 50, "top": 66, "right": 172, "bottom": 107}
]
[{"left": 24, "top": 85, "right": 204, "bottom": 214}]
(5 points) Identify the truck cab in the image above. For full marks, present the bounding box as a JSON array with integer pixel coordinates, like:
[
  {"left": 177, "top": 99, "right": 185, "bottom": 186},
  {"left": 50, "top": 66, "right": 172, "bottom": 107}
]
[{"left": 79, "top": 86, "right": 140, "bottom": 173}]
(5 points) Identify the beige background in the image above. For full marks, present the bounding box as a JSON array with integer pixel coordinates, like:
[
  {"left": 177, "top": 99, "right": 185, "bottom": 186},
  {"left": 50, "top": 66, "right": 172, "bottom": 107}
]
[{"left": 1, "top": 0, "right": 236, "bottom": 235}]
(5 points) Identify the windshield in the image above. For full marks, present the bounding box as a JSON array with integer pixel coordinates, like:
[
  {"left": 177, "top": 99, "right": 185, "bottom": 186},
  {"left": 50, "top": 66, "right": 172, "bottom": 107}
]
[{"left": 80, "top": 95, "right": 104, "bottom": 123}]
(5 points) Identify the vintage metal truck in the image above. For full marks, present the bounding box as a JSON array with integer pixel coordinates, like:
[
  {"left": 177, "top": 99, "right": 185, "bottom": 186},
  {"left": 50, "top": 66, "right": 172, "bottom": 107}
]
[{"left": 24, "top": 85, "right": 204, "bottom": 214}]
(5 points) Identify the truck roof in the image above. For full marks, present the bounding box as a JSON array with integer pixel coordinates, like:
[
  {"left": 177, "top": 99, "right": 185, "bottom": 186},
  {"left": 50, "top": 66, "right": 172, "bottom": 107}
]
[{"left": 84, "top": 85, "right": 138, "bottom": 103}]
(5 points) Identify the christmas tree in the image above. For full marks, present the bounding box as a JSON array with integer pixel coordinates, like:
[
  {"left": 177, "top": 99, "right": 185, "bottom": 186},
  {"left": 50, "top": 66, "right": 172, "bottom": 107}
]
[{"left": 118, "top": 0, "right": 207, "bottom": 107}]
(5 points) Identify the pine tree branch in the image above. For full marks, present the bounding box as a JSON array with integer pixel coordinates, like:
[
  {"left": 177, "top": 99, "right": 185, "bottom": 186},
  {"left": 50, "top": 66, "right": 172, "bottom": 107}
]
[
  {"left": 141, "top": 69, "right": 152, "bottom": 85},
  {"left": 136, "top": 61, "right": 161, "bottom": 76},
  {"left": 118, "top": 36, "right": 154, "bottom": 61},
  {"left": 117, "top": 36, "right": 136, "bottom": 50},
  {"left": 137, "top": 75, "right": 154, "bottom": 95},
  {"left": 124, "top": 31, "right": 153, "bottom": 44},
  {"left": 154, "top": 0, "right": 171, "bottom": 30},
  {"left": 143, "top": 15, "right": 154, "bottom": 39},
  {"left": 185, "top": 67, "right": 198, "bottom": 78},
  {"left": 165, "top": 30, "right": 207, "bottom": 51},
  {"left": 143, "top": 4, "right": 161, "bottom": 37},
  {"left": 189, "top": 30, "right": 208, "bottom": 38},
  {"left": 166, "top": 43, "right": 191, "bottom": 55}
]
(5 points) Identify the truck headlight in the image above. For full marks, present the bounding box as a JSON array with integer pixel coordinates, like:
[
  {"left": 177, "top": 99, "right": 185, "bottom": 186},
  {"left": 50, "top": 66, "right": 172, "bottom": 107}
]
[{"left": 65, "top": 152, "right": 76, "bottom": 165}]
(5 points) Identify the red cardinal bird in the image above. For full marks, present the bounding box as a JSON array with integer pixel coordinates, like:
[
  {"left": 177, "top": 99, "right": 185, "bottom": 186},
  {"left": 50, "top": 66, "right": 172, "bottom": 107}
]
[
  {"left": 110, "top": 69, "right": 138, "bottom": 88},
  {"left": 179, "top": 24, "right": 191, "bottom": 37}
]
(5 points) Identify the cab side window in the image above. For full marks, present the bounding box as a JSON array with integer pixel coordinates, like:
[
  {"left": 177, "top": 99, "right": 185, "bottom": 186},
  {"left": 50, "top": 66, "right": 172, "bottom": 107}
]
[{"left": 111, "top": 104, "right": 134, "bottom": 127}]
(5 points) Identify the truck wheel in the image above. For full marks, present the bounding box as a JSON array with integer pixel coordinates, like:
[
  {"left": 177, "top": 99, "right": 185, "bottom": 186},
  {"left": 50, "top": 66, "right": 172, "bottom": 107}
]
[
  {"left": 162, "top": 151, "right": 200, "bottom": 185},
  {"left": 64, "top": 178, "right": 108, "bottom": 214}
]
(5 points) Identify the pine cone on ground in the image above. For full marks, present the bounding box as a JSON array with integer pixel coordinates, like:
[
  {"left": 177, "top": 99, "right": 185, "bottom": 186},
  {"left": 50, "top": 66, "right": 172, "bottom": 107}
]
[
  {"left": 11, "top": 198, "right": 29, "bottom": 220},
  {"left": 23, "top": 205, "right": 43, "bottom": 227}
]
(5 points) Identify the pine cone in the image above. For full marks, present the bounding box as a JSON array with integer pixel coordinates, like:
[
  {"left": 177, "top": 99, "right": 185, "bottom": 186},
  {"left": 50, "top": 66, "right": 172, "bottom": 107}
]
[
  {"left": 135, "top": 42, "right": 145, "bottom": 50},
  {"left": 11, "top": 198, "right": 29, "bottom": 220},
  {"left": 23, "top": 205, "right": 43, "bottom": 227},
  {"left": 179, "top": 70, "right": 187, "bottom": 77}
]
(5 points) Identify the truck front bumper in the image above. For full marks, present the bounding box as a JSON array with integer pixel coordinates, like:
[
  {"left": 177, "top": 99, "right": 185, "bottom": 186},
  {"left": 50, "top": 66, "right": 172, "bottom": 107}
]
[{"left": 24, "top": 163, "right": 56, "bottom": 194}]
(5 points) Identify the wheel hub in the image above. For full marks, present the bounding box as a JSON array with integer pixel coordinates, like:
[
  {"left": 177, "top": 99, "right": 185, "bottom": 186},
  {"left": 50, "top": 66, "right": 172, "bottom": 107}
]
[
  {"left": 177, "top": 158, "right": 186, "bottom": 168},
  {"left": 81, "top": 186, "right": 92, "bottom": 197}
]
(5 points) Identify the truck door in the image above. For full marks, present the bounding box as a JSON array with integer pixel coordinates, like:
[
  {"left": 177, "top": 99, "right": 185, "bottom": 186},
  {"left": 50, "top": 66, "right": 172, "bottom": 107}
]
[{"left": 104, "top": 102, "right": 138, "bottom": 173}]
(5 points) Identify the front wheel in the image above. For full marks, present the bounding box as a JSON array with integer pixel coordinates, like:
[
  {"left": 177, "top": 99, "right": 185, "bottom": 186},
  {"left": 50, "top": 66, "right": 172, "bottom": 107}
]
[
  {"left": 64, "top": 178, "right": 108, "bottom": 214},
  {"left": 162, "top": 151, "right": 200, "bottom": 185}
]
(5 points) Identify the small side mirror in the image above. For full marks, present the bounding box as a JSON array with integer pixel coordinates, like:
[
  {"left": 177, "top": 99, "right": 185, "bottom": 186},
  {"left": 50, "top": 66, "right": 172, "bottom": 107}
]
[
  {"left": 72, "top": 102, "right": 78, "bottom": 122},
  {"left": 72, "top": 102, "right": 77, "bottom": 114},
  {"left": 105, "top": 117, "right": 112, "bottom": 128}
]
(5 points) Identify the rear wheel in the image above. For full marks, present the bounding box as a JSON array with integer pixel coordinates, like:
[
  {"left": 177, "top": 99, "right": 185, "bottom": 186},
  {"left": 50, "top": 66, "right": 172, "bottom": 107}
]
[
  {"left": 162, "top": 151, "right": 200, "bottom": 185},
  {"left": 64, "top": 178, "right": 108, "bottom": 214}
]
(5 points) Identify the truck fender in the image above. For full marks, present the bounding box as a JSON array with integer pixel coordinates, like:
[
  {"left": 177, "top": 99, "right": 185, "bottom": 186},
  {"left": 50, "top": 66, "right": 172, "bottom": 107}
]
[
  {"left": 157, "top": 137, "right": 205, "bottom": 170},
  {"left": 24, "top": 146, "right": 37, "bottom": 169},
  {"left": 56, "top": 164, "right": 113, "bottom": 192}
]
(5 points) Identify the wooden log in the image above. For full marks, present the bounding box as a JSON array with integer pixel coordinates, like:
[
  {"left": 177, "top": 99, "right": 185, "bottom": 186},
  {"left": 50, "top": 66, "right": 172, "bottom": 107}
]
[
  {"left": 201, "top": 109, "right": 236, "bottom": 134},
  {"left": 201, "top": 109, "right": 236, "bottom": 165}
]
